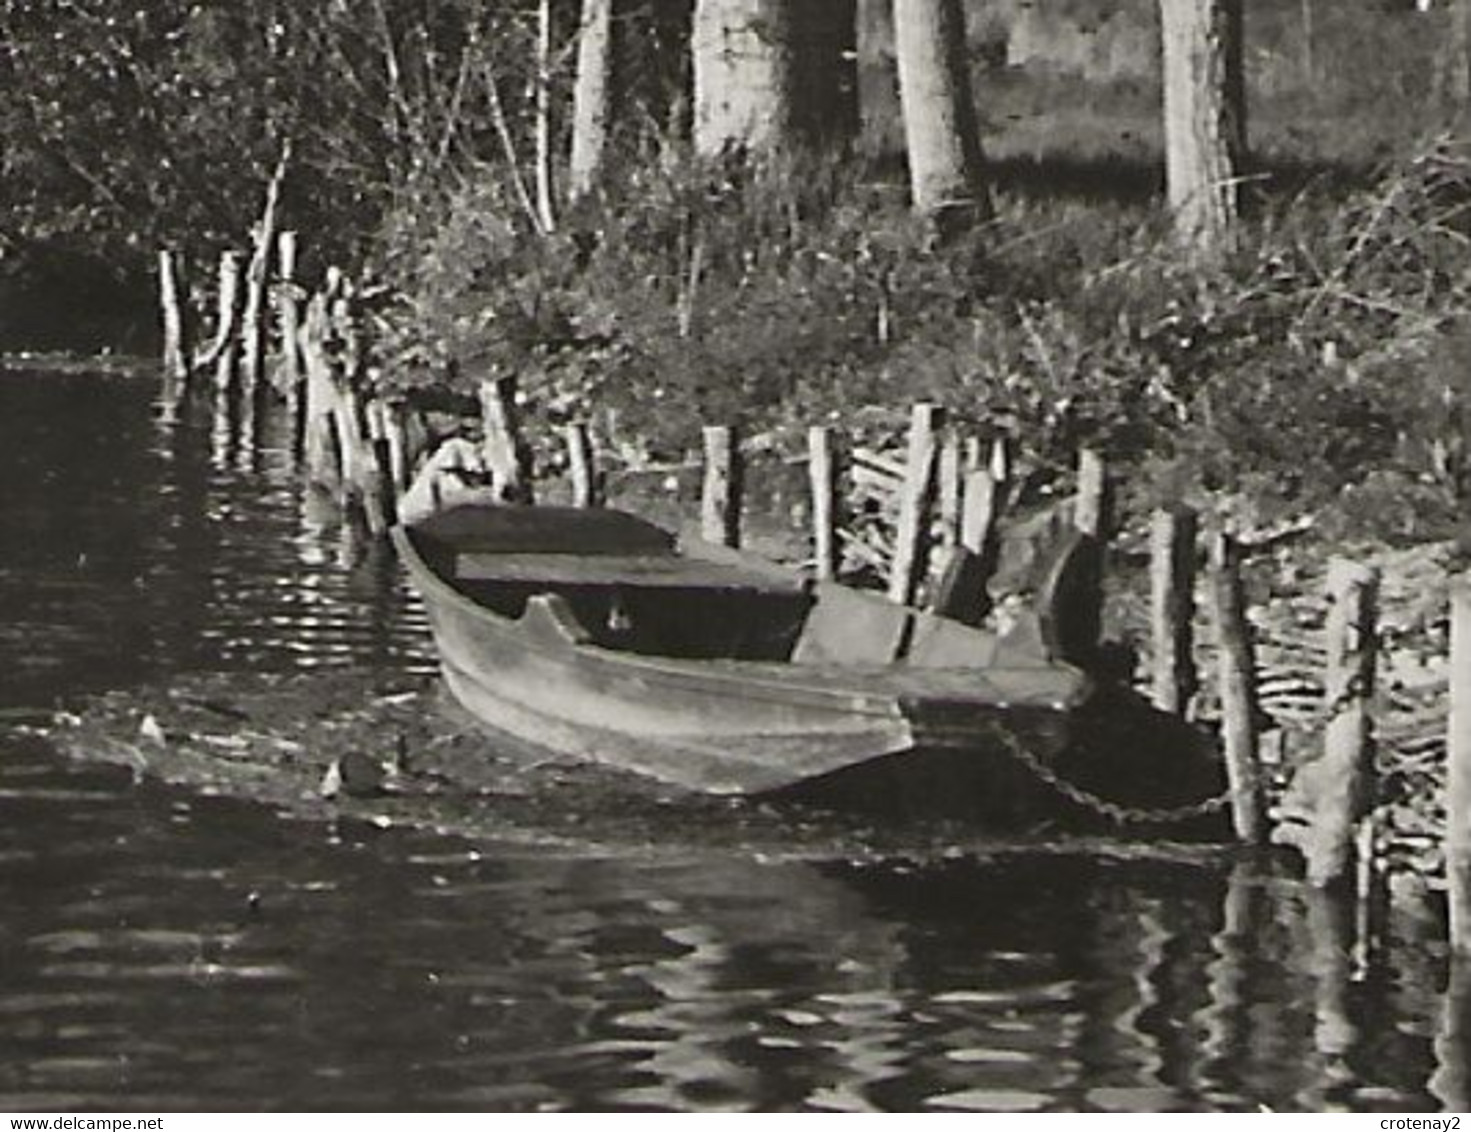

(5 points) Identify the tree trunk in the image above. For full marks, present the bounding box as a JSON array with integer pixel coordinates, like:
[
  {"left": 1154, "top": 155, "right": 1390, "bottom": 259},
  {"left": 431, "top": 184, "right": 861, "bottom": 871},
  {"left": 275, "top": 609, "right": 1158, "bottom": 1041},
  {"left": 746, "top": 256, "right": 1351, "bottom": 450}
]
[
  {"left": 692, "top": 0, "right": 796, "bottom": 156},
  {"left": 856, "top": 0, "right": 904, "bottom": 160},
  {"left": 1159, "top": 0, "right": 1245, "bottom": 258},
  {"left": 570, "top": 0, "right": 616, "bottom": 200},
  {"left": 534, "top": 0, "right": 557, "bottom": 233},
  {"left": 1450, "top": 0, "right": 1471, "bottom": 104},
  {"left": 894, "top": 0, "right": 990, "bottom": 230}
]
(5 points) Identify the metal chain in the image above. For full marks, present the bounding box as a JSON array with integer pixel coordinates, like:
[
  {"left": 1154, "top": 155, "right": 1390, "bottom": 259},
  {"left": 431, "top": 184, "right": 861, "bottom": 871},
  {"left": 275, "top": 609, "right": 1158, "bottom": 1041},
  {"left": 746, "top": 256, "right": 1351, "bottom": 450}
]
[{"left": 983, "top": 722, "right": 1235, "bottom": 827}]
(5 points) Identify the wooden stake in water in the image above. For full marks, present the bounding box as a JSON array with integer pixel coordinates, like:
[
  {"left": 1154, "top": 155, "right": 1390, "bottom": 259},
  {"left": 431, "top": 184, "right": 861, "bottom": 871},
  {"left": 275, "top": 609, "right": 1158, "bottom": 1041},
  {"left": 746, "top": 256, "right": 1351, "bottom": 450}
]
[
  {"left": 1448, "top": 583, "right": 1471, "bottom": 953},
  {"left": 1151, "top": 505, "right": 1199, "bottom": 717},
  {"left": 807, "top": 425, "right": 840, "bottom": 580},
  {"left": 276, "top": 231, "right": 303, "bottom": 420},
  {"left": 701, "top": 425, "right": 742, "bottom": 548},
  {"left": 1209, "top": 531, "right": 1264, "bottom": 844},
  {"left": 384, "top": 401, "right": 411, "bottom": 497},
  {"left": 212, "top": 250, "right": 243, "bottom": 400},
  {"left": 158, "top": 248, "right": 190, "bottom": 386},
  {"left": 300, "top": 292, "right": 338, "bottom": 487},
  {"left": 889, "top": 403, "right": 944, "bottom": 606},
  {"left": 1310, "top": 558, "right": 1380, "bottom": 887},
  {"left": 240, "top": 146, "right": 288, "bottom": 407},
  {"left": 364, "top": 399, "right": 397, "bottom": 530},
  {"left": 564, "top": 422, "right": 600, "bottom": 508}
]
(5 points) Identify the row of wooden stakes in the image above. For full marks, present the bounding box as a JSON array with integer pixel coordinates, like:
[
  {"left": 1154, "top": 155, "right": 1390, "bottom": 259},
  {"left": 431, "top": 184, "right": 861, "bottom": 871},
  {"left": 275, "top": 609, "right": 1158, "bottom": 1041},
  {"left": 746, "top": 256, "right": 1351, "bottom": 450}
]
[{"left": 159, "top": 240, "right": 1471, "bottom": 952}]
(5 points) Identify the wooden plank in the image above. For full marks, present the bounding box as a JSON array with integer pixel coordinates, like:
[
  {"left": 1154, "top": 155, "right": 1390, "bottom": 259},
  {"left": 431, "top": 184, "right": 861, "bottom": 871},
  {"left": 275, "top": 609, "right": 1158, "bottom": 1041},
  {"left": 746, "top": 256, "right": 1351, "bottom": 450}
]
[{"left": 455, "top": 552, "right": 808, "bottom": 593}]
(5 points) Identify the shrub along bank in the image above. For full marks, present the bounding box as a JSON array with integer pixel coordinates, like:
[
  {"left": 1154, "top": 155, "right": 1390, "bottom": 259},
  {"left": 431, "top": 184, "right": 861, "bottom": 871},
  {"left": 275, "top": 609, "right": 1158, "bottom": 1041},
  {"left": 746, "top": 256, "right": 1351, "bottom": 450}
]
[{"left": 365, "top": 136, "right": 1471, "bottom": 550}]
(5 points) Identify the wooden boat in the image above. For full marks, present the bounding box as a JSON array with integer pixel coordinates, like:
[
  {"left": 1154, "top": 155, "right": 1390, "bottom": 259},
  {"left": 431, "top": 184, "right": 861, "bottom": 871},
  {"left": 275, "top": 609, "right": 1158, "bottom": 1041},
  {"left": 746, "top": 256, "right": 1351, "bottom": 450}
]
[{"left": 392, "top": 502, "right": 1227, "bottom": 833}]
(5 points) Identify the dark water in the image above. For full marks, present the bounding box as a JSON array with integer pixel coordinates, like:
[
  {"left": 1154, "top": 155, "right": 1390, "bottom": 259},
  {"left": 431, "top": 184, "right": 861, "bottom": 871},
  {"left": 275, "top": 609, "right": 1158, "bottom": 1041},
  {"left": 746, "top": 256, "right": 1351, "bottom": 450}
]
[{"left": 0, "top": 368, "right": 1465, "bottom": 1113}]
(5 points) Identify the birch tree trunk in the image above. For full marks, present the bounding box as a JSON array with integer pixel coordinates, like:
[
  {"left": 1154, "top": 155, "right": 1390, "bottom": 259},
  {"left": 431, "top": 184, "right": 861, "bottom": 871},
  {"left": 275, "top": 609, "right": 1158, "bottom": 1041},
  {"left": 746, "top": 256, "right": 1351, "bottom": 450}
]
[
  {"left": 534, "top": 0, "right": 557, "bottom": 233},
  {"left": 894, "top": 0, "right": 990, "bottom": 230},
  {"left": 570, "top": 0, "right": 616, "bottom": 200},
  {"left": 1160, "top": 0, "right": 1245, "bottom": 258},
  {"left": 692, "top": 0, "right": 796, "bottom": 156}
]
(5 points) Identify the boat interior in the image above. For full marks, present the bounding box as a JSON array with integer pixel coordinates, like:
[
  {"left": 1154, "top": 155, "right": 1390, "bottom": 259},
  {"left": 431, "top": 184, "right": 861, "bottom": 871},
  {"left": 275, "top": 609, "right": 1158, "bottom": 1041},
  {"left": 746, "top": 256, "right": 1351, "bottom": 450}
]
[{"left": 407, "top": 504, "right": 1094, "bottom": 669}]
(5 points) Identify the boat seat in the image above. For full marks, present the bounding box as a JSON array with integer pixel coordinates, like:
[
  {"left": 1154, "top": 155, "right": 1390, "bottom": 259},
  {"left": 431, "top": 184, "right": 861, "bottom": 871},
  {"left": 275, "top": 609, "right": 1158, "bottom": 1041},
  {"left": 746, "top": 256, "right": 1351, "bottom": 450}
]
[
  {"left": 791, "top": 583, "right": 912, "bottom": 665},
  {"left": 454, "top": 552, "right": 806, "bottom": 594},
  {"left": 905, "top": 611, "right": 1002, "bottom": 668}
]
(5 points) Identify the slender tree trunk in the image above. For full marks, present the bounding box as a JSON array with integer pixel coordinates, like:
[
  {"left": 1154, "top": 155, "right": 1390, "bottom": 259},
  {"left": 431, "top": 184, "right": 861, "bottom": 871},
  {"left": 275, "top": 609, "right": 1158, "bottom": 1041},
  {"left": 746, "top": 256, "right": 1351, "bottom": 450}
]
[
  {"left": 1451, "top": 0, "right": 1471, "bottom": 104},
  {"left": 570, "top": 0, "right": 616, "bottom": 201},
  {"left": 692, "top": 0, "right": 796, "bottom": 156},
  {"left": 894, "top": 0, "right": 990, "bottom": 231},
  {"left": 856, "top": 0, "right": 904, "bottom": 159},
  {"left": 1159, "top": 0, "right": 1245, "bottom": 258},
  {"left": 534, "top": 0, "right": 557, "bottom": 233}
]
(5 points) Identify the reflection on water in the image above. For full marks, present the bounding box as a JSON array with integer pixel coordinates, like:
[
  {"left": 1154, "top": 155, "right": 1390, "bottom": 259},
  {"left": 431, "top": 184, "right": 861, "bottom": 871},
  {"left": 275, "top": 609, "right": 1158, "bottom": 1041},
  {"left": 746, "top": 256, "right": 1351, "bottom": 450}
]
[
  {"left": 0, "top": 370, "right": 430, "bottom": 708},
  {"left": 0, "top": 369, "right": 1461, "bottom": 1111}
]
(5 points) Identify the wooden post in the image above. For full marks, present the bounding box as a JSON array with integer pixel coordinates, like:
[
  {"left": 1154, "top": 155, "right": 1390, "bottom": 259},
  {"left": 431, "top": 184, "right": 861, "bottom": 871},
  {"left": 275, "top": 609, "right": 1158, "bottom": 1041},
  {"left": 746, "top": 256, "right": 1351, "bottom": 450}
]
[
  {"left": 385, "top": 401, "right": 411, "bottom": 497},
  {"left": 1151, "top": 505, "right": 1199, "bottom": 717},
  {"left": 989, "top": 435, "right": 1012, "bottom": 487},
  {"left": 1074, "top": 447, "right": 1108, "bottom": 538},
  {"left": 808, "top": 425, "right": 840, "bottom": 580},
  {"left": 333, "top": 385, "right": 368, "bottom": 506},
  {"left": 701, "top": 425, "right": 742, "bottom": 547},
  {"left": 363, "top": 398, "right": 396, "bottom": 532},
  {"left": 1432, "top": 956, "right": 1471, "bottom": 1110},
  {"left": 478, "top": 375, "right": 533, "bottom": 503},
  {"left": 889, "top": 403, "right": 944, "bottom": 606},
  {"left": 240, "top": 152, "right": 286, "bottom": 409},
  {"left": 937, "top": 430, "right": 963, "bottom": 548},
  {"left": 158, "top": 248, "right": 190, "bottom": 386},
  {"left": 564, "top": 422, "right": 600, "bottom": 508},
  {"left": 276, "top": 231, "right": 302, "bottom": 413},
  {"left": 1209, "top": 532, "right": 1264, "bottom": 844},
  {"left": 212, "top": 250, "right": 243, "bottom": 400},
  {"left": 300, "top": 292, "right": 339, "bottom": 487},
  {"left": 1448, "top": 583, "right": 1471, "bottom": 953},
  {"left": 1307, "top": 559, "right": 1380, "bottom": 887}
]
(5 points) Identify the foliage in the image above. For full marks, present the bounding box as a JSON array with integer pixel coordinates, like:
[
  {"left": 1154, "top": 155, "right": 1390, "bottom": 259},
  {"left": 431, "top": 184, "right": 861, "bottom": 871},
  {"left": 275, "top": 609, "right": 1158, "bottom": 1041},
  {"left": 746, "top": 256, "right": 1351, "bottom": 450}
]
[{"left": 369, "top": 132, "right": 1471, "bottom": 546}]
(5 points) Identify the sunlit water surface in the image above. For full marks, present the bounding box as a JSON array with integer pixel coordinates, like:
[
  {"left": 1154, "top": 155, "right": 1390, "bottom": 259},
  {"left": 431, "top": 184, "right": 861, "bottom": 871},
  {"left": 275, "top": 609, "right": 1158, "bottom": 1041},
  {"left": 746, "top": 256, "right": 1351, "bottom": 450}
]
[{"left": 0, "top": 368, "right": 1464, "bottom": 1112}]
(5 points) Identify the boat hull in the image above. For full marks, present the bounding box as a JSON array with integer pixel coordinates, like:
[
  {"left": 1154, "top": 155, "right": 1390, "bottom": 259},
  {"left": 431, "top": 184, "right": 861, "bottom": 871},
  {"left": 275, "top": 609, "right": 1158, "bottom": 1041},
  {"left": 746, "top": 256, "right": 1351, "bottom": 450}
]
[{"left": 393, "top": 510, "right": 1227, "bottom": 835}]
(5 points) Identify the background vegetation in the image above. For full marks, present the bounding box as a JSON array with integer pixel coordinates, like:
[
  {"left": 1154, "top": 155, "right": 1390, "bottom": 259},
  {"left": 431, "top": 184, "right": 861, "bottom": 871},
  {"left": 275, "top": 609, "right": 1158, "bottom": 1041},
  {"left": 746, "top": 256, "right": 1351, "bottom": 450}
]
[{"left": 5, "top": 0, "right": 1471, "bottom": 545}]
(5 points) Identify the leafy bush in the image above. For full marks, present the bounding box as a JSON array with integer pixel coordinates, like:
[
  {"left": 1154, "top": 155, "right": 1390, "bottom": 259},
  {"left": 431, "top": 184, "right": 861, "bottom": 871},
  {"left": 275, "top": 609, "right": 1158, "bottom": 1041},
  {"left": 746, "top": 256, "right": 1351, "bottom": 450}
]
[{"left": 369, "top": 133, "right": 1471, "bottom": 546}]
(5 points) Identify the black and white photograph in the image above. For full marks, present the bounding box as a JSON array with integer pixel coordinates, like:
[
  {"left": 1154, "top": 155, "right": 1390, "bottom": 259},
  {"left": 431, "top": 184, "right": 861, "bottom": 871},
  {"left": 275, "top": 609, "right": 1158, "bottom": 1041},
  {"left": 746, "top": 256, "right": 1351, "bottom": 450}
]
[{"left": 1, "top": 0, "right": 1469, "bottom": 1115}]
